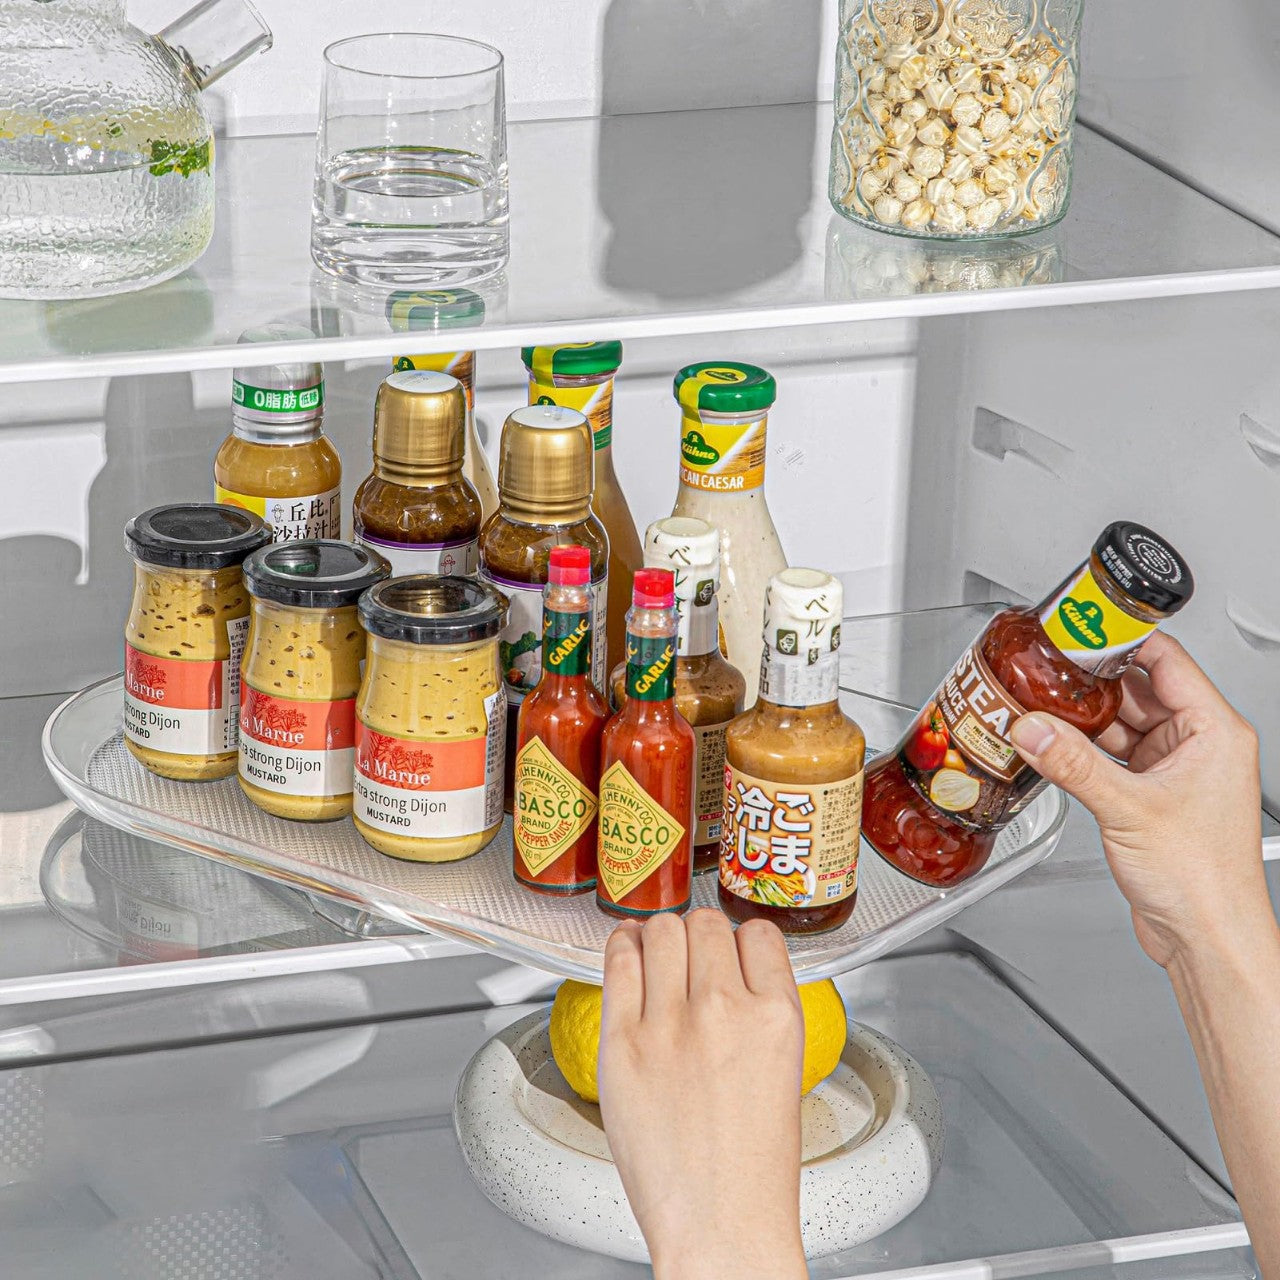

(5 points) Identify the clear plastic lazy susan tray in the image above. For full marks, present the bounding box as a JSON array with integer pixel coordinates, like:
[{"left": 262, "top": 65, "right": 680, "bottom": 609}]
[{"left": 42, "top": 676, "right": 1066, "bottom": 983}]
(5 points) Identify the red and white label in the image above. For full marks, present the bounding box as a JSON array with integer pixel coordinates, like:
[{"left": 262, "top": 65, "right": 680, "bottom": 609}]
[
  {"left": 353, "top": 695, "right": 504, "bottom": 839},
  {"left": 239, "top": 686, "right": 356, "bottom": 798},
  {"left": 123, "top": 622, "right": 247, "bottom": 757}
]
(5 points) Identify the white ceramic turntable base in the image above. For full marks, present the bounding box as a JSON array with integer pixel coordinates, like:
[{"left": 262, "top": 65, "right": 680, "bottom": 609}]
[{"left": 454, "top": 1007, "right": 944, "bottom": 1263}]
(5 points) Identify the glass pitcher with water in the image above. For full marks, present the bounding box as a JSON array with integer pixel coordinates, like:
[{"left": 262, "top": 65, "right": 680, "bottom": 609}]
[{"left": 0, "top": 0, "right": 272, "bottom": 299}]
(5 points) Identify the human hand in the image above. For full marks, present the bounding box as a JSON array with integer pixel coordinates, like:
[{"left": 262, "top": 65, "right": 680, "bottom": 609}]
[
  {"left": 1009, "top": 632, "right": 1267, "bottom": 970},
  {"left": 597, "top": 910, "right": 806, "bottom": 1280}
]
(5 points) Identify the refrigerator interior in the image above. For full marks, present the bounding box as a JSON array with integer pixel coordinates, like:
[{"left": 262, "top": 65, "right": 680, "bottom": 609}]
[{"left": 1, "top": 0, "right": 1278, "bottom": 1273}]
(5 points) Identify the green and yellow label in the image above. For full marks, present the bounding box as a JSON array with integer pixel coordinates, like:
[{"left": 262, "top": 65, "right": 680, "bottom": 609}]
[
  {"left": 597, "top": 761, "right": 685, "bottom": 903},
  {"left": 232, "top": 380, "right": 323, "bottom": 414},
  {"left": 625, "top": 633, "right": 675, "bottom": 702},
  {"left": 528, "top": 375, "right": 614, "bottom": 451},
  {"left": 395, "top": 350, "right": 475, "bottom": 408},
  {"left": 1041, "top": 564, "right": 1156, "bottom": 673},
  {"left": 678, "top": 416, "right": 766, "bottom": 492},
  {"left": 514, "top": 737, "right": 597, "bottom": 877},
  {"left": 543, "top": 609, "right": 591, "bottom": 677}
]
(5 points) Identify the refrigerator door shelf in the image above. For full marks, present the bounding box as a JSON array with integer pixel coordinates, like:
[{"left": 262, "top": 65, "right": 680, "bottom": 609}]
[{"left": 42, "top": 676, "right": 1068, "bottom": 985}]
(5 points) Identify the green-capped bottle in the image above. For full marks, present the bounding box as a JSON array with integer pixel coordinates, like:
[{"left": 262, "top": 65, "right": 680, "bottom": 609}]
[
  {"left": 523, "top": 342, "right": 643, "bottom": 682},
  {"left": 670, "top": 362, "right": 787, "bottom": 706},
  {"left": 388, "top": 288, "right": 498, "bottom": 520}
]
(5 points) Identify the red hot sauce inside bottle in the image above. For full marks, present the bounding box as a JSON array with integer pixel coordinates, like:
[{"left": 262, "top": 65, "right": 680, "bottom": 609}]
[
  {"left": 513, "top": 546, "right": 610, "bottom": 895},
  {"left": 861, "top": 522, "right": 1195, "bottom": 887},
  {"left": 597, "top": 570, "right": 696, "bottom": 918}
]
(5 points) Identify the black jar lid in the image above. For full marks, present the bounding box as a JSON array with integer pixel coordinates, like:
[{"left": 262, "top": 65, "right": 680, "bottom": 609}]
[
  {"left": 359, "top": 576, "right": 509, "bottom": 645},
  {"left": 1095, "top": 521, "right": 1195, "bottom": 615},
  {"left": 243, "top": 541, "right": 391, "bottom": 609},
  {"left": 125, "top": 504, "right": 270, "bottom": 570}
]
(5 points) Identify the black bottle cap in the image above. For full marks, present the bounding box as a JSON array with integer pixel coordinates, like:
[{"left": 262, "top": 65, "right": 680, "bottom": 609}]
[
  {"left": 1095, "top": 522, "right": 1195, "bottom": 615},
  {"left": 125, "top": 504, "right": 270, "bottom": 570},
  {"left": 359, "top": 575, "right": 509, "bottom": 645},
  {"left": 243, "top": 541, "right": 391, "bottom": 609}
]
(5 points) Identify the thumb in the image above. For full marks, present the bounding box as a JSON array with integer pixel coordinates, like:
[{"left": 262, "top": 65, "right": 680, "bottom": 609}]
[{"left": 1009, "top": 712, "right": 1134, "bottom": 821}]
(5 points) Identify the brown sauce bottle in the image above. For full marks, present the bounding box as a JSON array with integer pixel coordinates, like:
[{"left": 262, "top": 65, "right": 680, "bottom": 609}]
[{"left": 478, "top": 405, "right": 609, "bottom": 809}]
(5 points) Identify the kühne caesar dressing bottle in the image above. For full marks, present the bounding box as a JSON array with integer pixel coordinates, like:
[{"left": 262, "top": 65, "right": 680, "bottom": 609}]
[{"left": 670, "top": 362, "right": 787, "bottom": 705}]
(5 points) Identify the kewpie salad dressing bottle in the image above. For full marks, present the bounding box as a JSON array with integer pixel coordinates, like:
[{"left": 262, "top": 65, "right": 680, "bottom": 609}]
[
  {"left": 214, "top": 324, "right": 342, "bottom": 541},
  {"left": 670, "top": 362, "right": 786, "bottom": 706}
]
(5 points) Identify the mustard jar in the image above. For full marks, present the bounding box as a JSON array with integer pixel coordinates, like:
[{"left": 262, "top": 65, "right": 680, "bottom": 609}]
[
  {"left": 239, "top": 540, "right": 390, "bottom": 822},
  {"left": 123, "top": 503, "right": 269, "bottom": 781},
  {"left": 354, "top": 576, "right": 509, "bottom": 862}
]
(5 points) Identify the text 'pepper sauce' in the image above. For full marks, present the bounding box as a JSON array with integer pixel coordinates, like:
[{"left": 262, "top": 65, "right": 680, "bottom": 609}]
[{"left": 861, "top": 522, "right": 1194, "bottom": 887}]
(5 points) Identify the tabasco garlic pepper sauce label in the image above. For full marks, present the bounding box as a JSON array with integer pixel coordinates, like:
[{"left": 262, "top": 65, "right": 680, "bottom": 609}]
[
  {"left": 597, "top": 761, "right": 686, "bottom": 904},
  {"left": 514, "top": 738, "right": 597, "bottom": 877},
  {"left": 719, "top": 770, "right": 862, "bottom": 910},
  {"left": 597, "top": 631, "right": 686, "bottom": 908},
  {"left": 677, "top": 366, "right": 766, "bottom": 493},
  {"left": 239, "top": 688, "right": 356, "bottom": 798}
]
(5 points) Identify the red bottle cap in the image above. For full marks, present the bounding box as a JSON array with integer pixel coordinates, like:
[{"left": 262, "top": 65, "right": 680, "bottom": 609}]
[
  {"left": 632, "top": 568, "right": 675, "bottom": 609},
  {"left": 548, "top": 545, "right": 592, "bottom": 586}
]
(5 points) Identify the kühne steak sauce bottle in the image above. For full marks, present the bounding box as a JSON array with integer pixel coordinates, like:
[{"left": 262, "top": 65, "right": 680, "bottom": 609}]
[{"left": 861, "top": 521, "right": 1194, "bottom": 887}]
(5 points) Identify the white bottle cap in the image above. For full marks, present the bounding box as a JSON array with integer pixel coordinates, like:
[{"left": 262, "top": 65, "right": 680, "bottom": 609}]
[
  {"left": 762, "top": 568, "right": 843, "bottom": 656},
  {"left": 644, "top": 516, "right": 720, "bottom": 573}
]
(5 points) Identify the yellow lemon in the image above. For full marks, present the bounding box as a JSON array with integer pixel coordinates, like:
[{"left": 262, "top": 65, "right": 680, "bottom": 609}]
[
  {"left": 929, "top": 766, "right": 982, "bottom": 813},
  {"left": 548, "top": 976, "right": 849, "bottom": 1103},
  {"left": 799, "top": 979, "right": 848, "bottom": 1096},
  {"left": 549, "top": 979, "right": 605, "bottom": 1104}
]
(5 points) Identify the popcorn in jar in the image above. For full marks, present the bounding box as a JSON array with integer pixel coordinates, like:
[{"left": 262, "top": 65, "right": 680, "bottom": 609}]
[{"left": 829, "top": 0, "right": 1083, "bottom": 239}]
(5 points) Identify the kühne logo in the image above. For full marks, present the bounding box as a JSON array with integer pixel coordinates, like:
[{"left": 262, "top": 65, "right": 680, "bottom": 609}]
[
  {"left": 681, "top": 430, "right": 720, "bottom": 468},
  {"left": 1057, "top": 597, "right": 1108, "bottom": 649}
]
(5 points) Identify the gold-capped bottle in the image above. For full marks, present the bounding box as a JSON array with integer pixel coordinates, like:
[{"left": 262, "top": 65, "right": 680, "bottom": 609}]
[
  {"left": 386, "top": 287, "right": 499, "bottom": 520},
  {"left": 353, "top": 370, "right": 483, "bottom": 577},
  {"left": 523, "top": 342, "right": 642, "bottom": 679},
  {"left": 478, "top": 404, "right": 609, "bottom": 807},
  {"left": 213, "top": 323, "right": 342, "bottom": 541}
]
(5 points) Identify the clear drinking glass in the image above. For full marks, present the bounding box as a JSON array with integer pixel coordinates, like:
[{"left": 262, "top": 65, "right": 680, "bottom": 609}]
[{"left": 310, "top": 33, "right": 509, "bottom": 288}]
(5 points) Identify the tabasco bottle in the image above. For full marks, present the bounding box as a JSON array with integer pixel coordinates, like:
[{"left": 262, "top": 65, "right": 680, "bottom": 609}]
[
  {"left": 513, "top": 546, "right": 610, "bottom": 895},
  {"left": 861, "top": 521, "right": 1195, "bottom": 888},
  {"left": 597, "top": 570, "right": 696, "bottom": 918}
]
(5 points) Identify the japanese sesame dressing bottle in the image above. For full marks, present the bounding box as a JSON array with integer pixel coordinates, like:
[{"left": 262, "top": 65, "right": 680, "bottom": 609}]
[
  {"left": 719, "top": 569, "right": 865, "bottom": 934},
  {"left": 214, "top": 323, "right": 342, "bottom": 541},
  {"left": 514, "top": 546, "right": 610, "bottom": 895},
  {"left": 862, "top": 522, "right": 1194, "bottom": 888},
  {"left": 597, "top": 570, "right": 696, "bottom": 918}
]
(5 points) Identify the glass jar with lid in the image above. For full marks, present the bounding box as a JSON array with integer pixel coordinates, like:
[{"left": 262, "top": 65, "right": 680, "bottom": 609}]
[
  {"left": 123, "top": 503, "right": 270, "bottom": 782},
  {"left": 354, "top": 575, "right": 509, "bottom": 863},
  {"left": 829, "top": 0, "right": 1082, "bottom": 239},
  {"left": 239, "top": 540, "right": 390, "bottom": 822}
]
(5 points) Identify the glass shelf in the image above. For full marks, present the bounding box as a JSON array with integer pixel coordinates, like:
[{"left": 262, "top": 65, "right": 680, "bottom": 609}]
[
  {"left": 42, "top": 677, "right": 1067, "bottom": 984},
  {"left": 3, "top": 103, "right": 1279, "bottom": 383}
]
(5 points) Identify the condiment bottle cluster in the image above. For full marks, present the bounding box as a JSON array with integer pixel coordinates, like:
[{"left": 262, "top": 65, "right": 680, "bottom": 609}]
[{"left": 120, "top": 313, "right": 1196, "bottom": 934}]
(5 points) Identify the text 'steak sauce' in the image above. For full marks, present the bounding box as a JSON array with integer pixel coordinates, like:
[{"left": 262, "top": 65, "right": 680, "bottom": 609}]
[
  {"left": 597, "top": 570, "right": 697, "bottom": 918},
  {"left": 862, "top": 521, "right": 1195, "bottom": 887},
  {"left": 353, "top": 576, "right": 509, "bottom": 863},
  {"left": 718, "top": 569, "right": 865, "bottom": 934},
  {"left": 123, "top": 504, "right": 270, "bottom": 782},
  {"left": 513, "top": 546, "right": 610, "bottom": 895},
  {"left": 238, "top": 540, "right": 390, "bottom": 822}
]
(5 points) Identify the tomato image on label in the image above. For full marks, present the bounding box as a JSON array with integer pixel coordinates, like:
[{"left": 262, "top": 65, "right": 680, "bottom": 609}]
[{"left": 904, "top": 704, "right": 949, "bottom": 772}]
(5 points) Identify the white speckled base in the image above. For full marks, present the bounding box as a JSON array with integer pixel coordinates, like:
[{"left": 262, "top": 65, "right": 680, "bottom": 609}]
[{"left": 453, "top": 1008, "right": 944, "bottom": 1263}]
